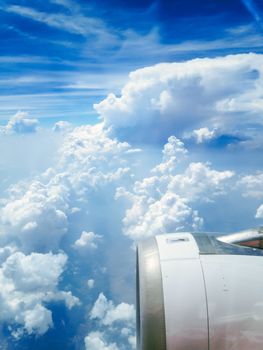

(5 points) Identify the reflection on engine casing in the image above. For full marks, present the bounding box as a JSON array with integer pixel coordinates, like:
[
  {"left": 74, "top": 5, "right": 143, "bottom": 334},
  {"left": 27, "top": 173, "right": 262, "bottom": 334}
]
[{"left": 136, "top": 232, "right": 263, "bottom": 350}]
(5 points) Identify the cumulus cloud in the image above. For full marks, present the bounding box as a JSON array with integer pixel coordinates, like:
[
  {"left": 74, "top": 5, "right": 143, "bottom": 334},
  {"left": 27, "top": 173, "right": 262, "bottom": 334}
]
[
  {"left": 190, "top": 127, "right": 216, "bottom": 144},
  {"left": 1, "top": 54, "right": 263, "bottom": 348},
  {"left": 89, "top": 293, "right": 135, "bottom": 350},
  {"left": 0, "top": 123, "right": 136, "bottom": 252},
  {"left": 0, "top": 178, "right": 69, "bottom": 252},
  {"left": 239, "top": 172, "right": 263, "bottom": 199},
  {"left": 85, "top": 331, "right": 118, "bottom": 350},
  {"left": 167, "top": 162, "right": 234, "bottom": 202},
  {"left": 0, "top": 124, "right": 139, "bottom": 346},
  {"left": 90, "top": 293, "right": 135, "bottom": 327},
  {"left": 73, "top": 231, "right": 102, "bottom": 249},
  {"left": 117, "top": 136, "right": 234, "bottom": 240},
  {"left": 0, "top": 123, "right": 137, "bottom": 341},
  {"left": 0, "top": 251, "right": 79, "bottom": 336},
  {"left": 57, "top": 123, "right": 133, "bottom": 192},
  {"left": 0, "top": 111, "right": 39, "bottom": 135},
  {"left": 152, "top": 136, "right": 187, "bottom": 174},
  {"left": 23, "top": 304, "right": 52, "bottom": 336},
  {"left": 52, "top": 120, "right": 72, "bottom": 132},
  {"left": 120, "top": 191, "right": 202, "bottom": 240},
  {"left": 0, "top": 245, "right": 17, "bottom": 264},
  {"left": 95, "top": 53, "right": 263, "bottom": 143}
]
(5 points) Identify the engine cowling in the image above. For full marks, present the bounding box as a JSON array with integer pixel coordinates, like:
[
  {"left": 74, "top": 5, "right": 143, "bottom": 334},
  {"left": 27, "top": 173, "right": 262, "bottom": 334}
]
[{"left": 136, "top": 232, "right": 263, "bottom": 350}]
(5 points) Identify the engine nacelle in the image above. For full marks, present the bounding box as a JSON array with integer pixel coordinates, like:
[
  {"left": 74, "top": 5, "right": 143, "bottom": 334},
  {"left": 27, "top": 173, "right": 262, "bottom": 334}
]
[{"left": 136, "top": 232, "right": 263, "bottom": 350}]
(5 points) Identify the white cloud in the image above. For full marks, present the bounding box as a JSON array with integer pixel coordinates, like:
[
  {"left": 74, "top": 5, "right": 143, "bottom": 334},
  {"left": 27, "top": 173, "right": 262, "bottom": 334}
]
[
  {"left": 95, "top": 53, "right": 263, "bottom": 143},
  {"left": 87, "top": 279, "right": 95, "bottom": 289},
  {"left": 0, "top": 122, "right": 140, "bottom": 343},
  {"left": 255, "top": 204, "right": 263, "bottom": 218},
  {"left": 121, "top": 191, "right": 203, "bottom": 240},
  {"left": 0, "top": 251, "right": 79, "bottom": 336},
  {"left": 90, "top": 293, "right": 135, "bottom": 327},
  {"left": 52, "top": 120, "right": 72, "bottom": 132},
  {"left": 120, "top": 327, "right": 131, "bottom": 336},
  {"left": 128, "top": 335, "right": 136, "bottom": 350},
  {"left": 6, "top": 4, "right": 118, "bottom": 47},
  {"left": 2, "top": 251, "right": 66, "bottom": 291},
  {"left": 0, "top": 178, "right": 69, "bottom": 252},
  {"left": 104, "top": 302, "right": 135, "bottom": 327},
  {"left": 74, "top": 231, "right": 102, "bottom": 250},
  {"left": 152, "top": 136, "right": 187, "bottom": 174},
  {"left": 89, "top": 293, "right": 135, "bottom": 350},
  {"left": 0, "top": 123, "right": 135, "bottom": 252},
  {"left": 0, "top": 111, "right": 39, "bottom": 135},
  {"left": 23, "top": 304, "right": 52, "bottom": 336},
  {"left": 57, "top": 123, "right": 133, "bottom": 192},
  {"left": 168, "top": 162, "right": 234, "bottom": 202},
  {"left": 238, "top": 173, "right": 263, "bottom": 219},
  {"left": 84, "top": 331, "right": 118, "bottom": 350},
  {"left": 239, "top": 173, "right": 263, "bottom": 199},
  {"left": 90, "top": 293, "right": 109, "bottom": 320},
  {"left": 118, "top": 137, "right": 234, "bottom": 240},
  {"left": 0, "top": 245, "right": 17, "bottom": 264},
  {"left": 190, "top": 127, "right": 216, "bottom": 144},
  {"left": 2, "top": 53, "right": 263, "bottom": 347}
]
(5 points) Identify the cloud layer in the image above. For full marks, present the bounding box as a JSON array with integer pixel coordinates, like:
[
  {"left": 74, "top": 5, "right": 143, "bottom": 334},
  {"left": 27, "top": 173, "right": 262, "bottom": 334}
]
[{"left": 0, "top": 53, "right": 263, "bottom": 349}]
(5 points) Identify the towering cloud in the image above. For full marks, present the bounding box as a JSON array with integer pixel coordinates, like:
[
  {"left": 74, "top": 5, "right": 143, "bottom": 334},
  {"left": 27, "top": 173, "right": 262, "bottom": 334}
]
[{"left": 95, "top": 53, "right": 263, "bottom": 143}]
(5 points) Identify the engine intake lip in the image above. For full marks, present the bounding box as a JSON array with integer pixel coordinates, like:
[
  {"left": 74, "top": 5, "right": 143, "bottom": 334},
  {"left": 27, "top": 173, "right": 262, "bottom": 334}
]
[{"left": 136, "top": 237, "right": 166, "bottom": 350}]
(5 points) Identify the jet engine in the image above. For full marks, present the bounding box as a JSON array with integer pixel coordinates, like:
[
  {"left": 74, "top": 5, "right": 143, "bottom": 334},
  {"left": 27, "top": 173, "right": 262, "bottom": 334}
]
[{"left": 136, "top": 230, "right": 263, "bottom": 350}]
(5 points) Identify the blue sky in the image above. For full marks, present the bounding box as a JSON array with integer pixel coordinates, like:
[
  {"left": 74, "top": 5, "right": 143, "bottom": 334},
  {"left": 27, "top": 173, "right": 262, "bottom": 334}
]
[
  {"left": 1, "top": 1, "right": 263, "bottom": 350},
  {"left": 0, "top": 0, "right": 263, "bottom": 123}
]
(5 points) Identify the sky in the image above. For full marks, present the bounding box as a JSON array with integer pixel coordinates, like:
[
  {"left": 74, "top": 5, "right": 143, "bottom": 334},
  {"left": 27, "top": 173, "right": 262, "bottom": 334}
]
[{"left": 0, "top": 0, "right": 263, "bottom": 349}]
